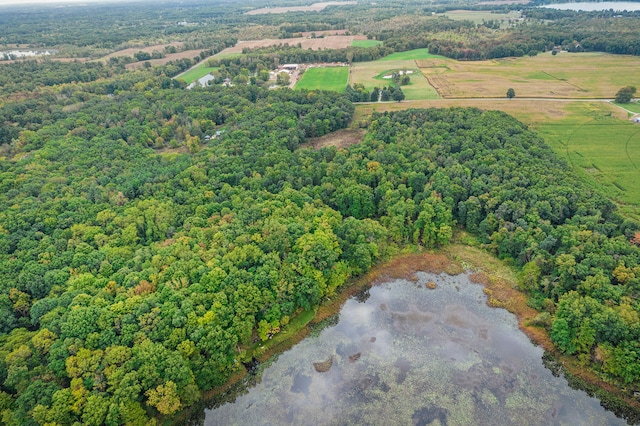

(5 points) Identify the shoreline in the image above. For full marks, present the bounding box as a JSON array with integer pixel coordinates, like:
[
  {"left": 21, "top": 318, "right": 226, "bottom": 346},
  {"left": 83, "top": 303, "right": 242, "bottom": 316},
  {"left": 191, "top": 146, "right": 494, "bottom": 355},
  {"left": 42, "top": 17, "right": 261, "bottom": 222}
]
[{"left": 174, "top": 242, "right": 640, "bottom": 424}]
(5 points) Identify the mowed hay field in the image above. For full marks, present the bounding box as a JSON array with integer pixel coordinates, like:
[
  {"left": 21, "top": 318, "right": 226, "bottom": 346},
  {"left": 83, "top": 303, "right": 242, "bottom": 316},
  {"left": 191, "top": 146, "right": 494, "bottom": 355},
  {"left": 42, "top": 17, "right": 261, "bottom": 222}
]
[
  {"left": 177, "top": 51, "right": 245, "bottom": 78},
  {"left": 354, "top": 100, "right": 640, "bottom": 219},
  {"left": 296, "top": 67, "right": 349, "bottom": 92},
  {"left": 617, "top": 101, "right": 640, "bottom": 114},
  {"left": 440, "top": 9, "right": 521, "bottom": 25},
  {"left": 125, "top": 49, "right": 206, "bottom": 69},
  {"left": 350, "top": 49, "right": 442, "bottom": 100},
  {"left": 223, "top": 36, "right": 355, "bottom": 53},
  {"left": 245, "top": 1, "right": 355, "bottom": 14},
  {"left": 97, "top": 42, "right": 183, "bottom": 62},
  {"left": 532, "top": 103, "right": 640, "bottom": 220},
  {"left": 352, "top": 39, "right": 383, "bottom": 48},
  {"left": 419, "top": 52, "right": 640, "bottom": 98},
  {"left": 177, "top": 66, "right": 219, "bottom": 84}
]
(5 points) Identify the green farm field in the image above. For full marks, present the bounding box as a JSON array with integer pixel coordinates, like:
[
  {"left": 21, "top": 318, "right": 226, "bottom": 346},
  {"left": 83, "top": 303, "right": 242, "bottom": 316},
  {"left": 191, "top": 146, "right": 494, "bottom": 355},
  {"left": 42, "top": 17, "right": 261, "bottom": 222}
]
[
  {"left": 176, "top": 49, "right": 244, "bottom": 83},
  {"left": 419, "top": 51, "right": 640, "bottom": 99},
  {"left": 615, "top": 101, "right": 640, "bottom": 114},
  {"left": 440, "top": 9, "right": 521, "bottom": 25},
  {"left": 177, "top": 66, "right": 218, "bottom": 84},
  {"left": 532, "top": 103, "right": 640, "bottom": 220},
  {"left": 211, "top": 52, "right": 244, "bottom": 60},
  {"left": 377, "top": 48, "right": 441, "bottom": 62},
  {"left": 350, "top": 49, "right": 442, "bottom": 100},
  {"left": 352, "top": 39, "right": 383, "bottom": 48},
  {"left": 296, "top": 67, "right": 349, "bottom": 92}
]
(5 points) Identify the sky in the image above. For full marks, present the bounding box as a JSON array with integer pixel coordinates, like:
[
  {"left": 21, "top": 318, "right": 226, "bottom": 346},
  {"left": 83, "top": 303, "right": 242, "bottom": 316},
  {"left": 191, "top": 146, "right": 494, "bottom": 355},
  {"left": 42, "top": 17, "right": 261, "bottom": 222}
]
[{"left": 0, "top": 0, "right": 131, "bottom": 6}]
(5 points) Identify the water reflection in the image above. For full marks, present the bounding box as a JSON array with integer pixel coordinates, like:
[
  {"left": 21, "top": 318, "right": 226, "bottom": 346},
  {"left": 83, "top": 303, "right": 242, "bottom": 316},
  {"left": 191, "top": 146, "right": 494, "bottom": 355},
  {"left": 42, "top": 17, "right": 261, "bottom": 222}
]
[
  {"left": 541, "top": 2, "right": 640, "bottom": 12},
  {"left": 204, "top": 272, "right": 628, "bottom": 425}
]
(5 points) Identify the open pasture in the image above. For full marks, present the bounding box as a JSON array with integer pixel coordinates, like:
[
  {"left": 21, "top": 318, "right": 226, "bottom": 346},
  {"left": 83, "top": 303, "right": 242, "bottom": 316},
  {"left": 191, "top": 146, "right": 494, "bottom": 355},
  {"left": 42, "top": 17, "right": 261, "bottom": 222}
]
[
  {"left": 349, "top": 49, "right": 442, "bottom": 100},
  {"left": 350, "top": 60, "right": 439, "bottom": 100},
  {"left": 440, "top": 9, "right": 521, "bottom": 25},
  {"left": 222, "top": 35, "right": 355, "bottom": 53},
  {"left": 97, "top": 42, "right": 183, "bottom": 62},
  {"left": 176, "top": 66, "right": 219, "bottom": 84},
  {"left": 615, "top": 101, "right": 640, "bottom": 114},
  {"left": 532, "top": 103, "right": 640, "bottom": 219},
  {"left": 175, "top": 50, "right": 245, "bottom": 79},
  {"left": 126, "top": 49, "right": 206, "bottom": 69},
  {"left": 418, "top": 52, "right": 640, "bottom": 99},
  {"left": 352, "top": 39, "right": 383, "bottom": 48},
  {"left": 245, "top": 1, "right": 355, "bottom": 14},
  {"left": 352, "top": 99, "right": 617, "bottom": 126},
  {"left": 209, "top": 51, "right": 244, "bottom": 60},
  {"left": 377, "top": 48, "right": 441, "bottom": 62},
  {"left": 296, "top": 67, "right": 349, "bottom": 92}
]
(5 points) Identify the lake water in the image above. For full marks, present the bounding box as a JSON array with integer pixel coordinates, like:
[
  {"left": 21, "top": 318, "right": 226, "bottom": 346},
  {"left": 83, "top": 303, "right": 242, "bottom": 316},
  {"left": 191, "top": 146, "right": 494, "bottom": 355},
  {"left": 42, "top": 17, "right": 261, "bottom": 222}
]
[
  {"left": 541, "top": 2, "right": 640, "bottom": 11},
  {"left": 203, "top": 272, "right": 629, "bottom": 425}
]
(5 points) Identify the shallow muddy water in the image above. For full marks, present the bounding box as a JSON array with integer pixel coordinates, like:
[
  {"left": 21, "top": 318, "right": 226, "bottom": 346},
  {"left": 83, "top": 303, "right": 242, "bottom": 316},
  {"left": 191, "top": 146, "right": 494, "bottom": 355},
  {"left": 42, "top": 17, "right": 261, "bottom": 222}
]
[{"left": 204, "top": 272, "right": 628, "bottom": 425}]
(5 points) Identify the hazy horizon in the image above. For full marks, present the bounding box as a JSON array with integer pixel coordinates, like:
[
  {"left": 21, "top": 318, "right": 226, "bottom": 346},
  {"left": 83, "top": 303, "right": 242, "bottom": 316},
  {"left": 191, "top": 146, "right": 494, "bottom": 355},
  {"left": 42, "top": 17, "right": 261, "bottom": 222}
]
[{"left": 0, "top": 0, "right": 141, "bottom": 6}]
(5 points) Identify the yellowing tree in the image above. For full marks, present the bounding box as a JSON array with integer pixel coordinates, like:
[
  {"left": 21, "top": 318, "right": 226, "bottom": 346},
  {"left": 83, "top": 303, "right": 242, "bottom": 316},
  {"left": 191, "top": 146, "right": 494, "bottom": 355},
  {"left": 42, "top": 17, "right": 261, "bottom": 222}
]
[{"left": 146, "top": 381, "right": 181, "bottom": 415}]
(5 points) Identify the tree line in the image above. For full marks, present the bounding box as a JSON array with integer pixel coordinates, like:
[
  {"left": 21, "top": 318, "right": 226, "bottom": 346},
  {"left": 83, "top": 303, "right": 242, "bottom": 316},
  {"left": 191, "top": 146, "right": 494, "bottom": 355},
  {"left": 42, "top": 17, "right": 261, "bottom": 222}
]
[{"left": 2, "top": 81, "right": 640, "bottom": 423}]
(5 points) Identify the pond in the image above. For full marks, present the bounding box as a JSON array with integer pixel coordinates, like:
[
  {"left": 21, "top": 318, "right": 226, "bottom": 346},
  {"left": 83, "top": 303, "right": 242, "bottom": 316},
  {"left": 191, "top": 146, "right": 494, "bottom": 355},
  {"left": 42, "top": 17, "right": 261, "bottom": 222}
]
[
  {"left": 541, "top": 2, "right": 640, "bottom": 11},
  {"left": 203, "top": 272, "right": 629, "bottom": 425}
]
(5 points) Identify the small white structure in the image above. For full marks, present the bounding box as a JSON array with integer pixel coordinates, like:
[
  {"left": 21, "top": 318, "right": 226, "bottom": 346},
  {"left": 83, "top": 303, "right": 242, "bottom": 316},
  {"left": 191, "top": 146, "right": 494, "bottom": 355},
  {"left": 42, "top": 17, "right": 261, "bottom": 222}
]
[
  {"left": 282, "top": 64, "right": 299, "bottom": 70},
  {"left": 186, "top": 74, "right": 216, "bottom": 90},
  {"left": 198, "top": 74, "right": 215, "bottom": 86}
]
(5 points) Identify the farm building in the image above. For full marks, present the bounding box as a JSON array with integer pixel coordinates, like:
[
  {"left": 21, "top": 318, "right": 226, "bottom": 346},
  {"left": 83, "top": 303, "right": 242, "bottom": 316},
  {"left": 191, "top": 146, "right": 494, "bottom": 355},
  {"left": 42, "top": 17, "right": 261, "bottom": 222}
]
[
  {"left": 198, "top": 74, "right": 215, "bottom": 86},
  {"left": 187, "top": 74, "right": 215, "bottom": 89},
  {"left": 282, "top": 64, "right": 299, "bottom": 70}
]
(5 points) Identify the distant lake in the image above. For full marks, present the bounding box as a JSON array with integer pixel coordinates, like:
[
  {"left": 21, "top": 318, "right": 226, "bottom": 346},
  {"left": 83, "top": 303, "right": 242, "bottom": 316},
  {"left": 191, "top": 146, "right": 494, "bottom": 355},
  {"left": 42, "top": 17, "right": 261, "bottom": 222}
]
[
  {"left": 541, "top": 2, "right": 640, "bottom": 11},
  {"left": 202, "top": 272, "right": 629, "bottom": 425}
]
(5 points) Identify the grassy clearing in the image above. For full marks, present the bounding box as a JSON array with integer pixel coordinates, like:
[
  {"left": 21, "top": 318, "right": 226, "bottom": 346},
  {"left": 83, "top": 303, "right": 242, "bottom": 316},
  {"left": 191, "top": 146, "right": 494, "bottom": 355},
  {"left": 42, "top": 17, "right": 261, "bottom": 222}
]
[
  {"left": 440, "top": 9, "right": 521, "bottom": 25},
  {"left": 614, "top": 101, "right": 640, "bottom": 114},
  {"left": 177, "top": 66, "right": 218, "bottom": 84},
  {"left": 296, "top": 67, "right": 349, "bottom": 92},
  {"left": 531, "top": 102, "right": 640, "bottom": 220},
  {"left": 352, "top": 39, "right": 383, "bottom": 48},
  {"left": 377, "top": 48, "right": 441, "bottom": 62},
  {"left": 400, "top": 73, "right": 440, "bottom": 100},
  {"left": 301, "top": 128, "right": 365, "bottom": 150},
  {"left": 245, "top": 1, "right": 355, "bottom": 15},
  {"left": 419, "top": 51, "right": 640, "bottom": 99},
  {"left": 350, "top": 63, "right": 439, "bottom": 100},
  {"left": 349, "top": 49, "right": 446, "bottom": 100},
  {"left": 176, "top": 50, "right": 243, "bottom": 82},
  {"left": 211, "top": 52, "right": 244, "bottom": 60},
  {"left": 353, "top": 99, "right": 582, "bottom": 124},
  {"left": 96, "top": 42, "right": 183, "bottom": 62}
]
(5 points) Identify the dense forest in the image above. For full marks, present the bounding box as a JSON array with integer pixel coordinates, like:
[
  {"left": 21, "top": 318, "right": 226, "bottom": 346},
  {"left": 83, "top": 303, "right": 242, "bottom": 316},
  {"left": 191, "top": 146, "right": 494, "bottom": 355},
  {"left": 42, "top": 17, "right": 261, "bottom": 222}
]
[
  {"left": 2, "top": 0, "right": 640, "bottom": 424},
  {"left": 0, "top": 84, "right": 360, "bottom": 425},
  {"left": 4, "top": 0, "right": 640, "bottom": 63},
  {"left": 365, "top": 11, "right": 640, "bottom": 60},
  {"left": 1, "top": 76, "right": 640, "bottom": 422}
]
